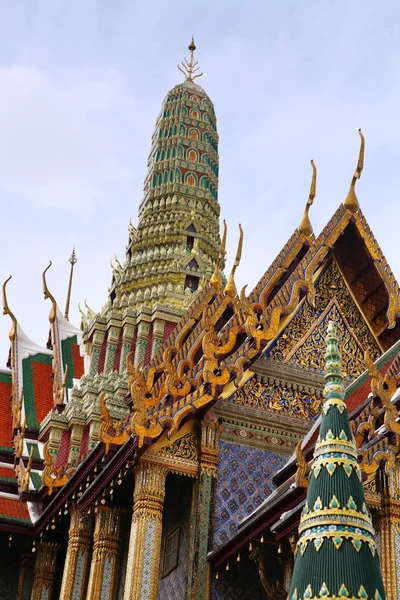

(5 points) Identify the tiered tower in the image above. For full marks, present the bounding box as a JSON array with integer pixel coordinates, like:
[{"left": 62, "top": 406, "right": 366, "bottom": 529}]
[
  {"left": 289, "top": 321, "right": 385, "bottom": 599},
  {"left": 83, "top": 38, "right": 221, "bottom": 373}
]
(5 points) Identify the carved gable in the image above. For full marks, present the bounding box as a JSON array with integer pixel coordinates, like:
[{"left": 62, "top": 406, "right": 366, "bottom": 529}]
[{"left": 268, "top": 259, "right": 381, "bottom": 378}]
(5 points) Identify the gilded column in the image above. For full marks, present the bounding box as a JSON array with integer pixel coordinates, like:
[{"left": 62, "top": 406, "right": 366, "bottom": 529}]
[
  {"left": 151, "top": 319, "right": 165, "bottom": 360},
  {"left": 123, "top": 461, "right": 168, "bottom": 600},
  {"left": 89, "top": 330, "right": 106, "bottom": 376},
  {"left": 59, "top": 506, "right": 93, "bottom": 600},
  {"left": 104, "top": 326, "right": 120, "bottom": 375},
  {"left": 68, "top": 422, "right": 85, "bottom": 463},
  {"left": 380, "top": 494, "right": 400, "bottom": 599},
  {"left": 45, "top": 421, "right": 65, "bottom": 459},
  {"left": 16, "top": 550, "right": 34, "bottom": 600},
  {"left": 133, "top": 322, "right": 150, "bottom": 366},
  {"left": 186, "top": 418, "right": 221, "bottom": 600},
  {"left": 86, "top": 506, "right": 124, "bottom": 600},
  {"left": 30, "top": 541, "right": 60, "bottom": 600},
  {"left": 120, "top": 324, "right": 135, "bottom": 372}
]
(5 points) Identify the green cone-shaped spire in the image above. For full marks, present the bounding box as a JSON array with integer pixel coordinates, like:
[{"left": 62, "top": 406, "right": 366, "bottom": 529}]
[{"left": 288, "top": 321, "right": 386, "bottom": 600}]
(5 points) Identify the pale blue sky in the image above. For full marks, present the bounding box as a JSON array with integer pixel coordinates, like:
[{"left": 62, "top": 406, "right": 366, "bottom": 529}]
[{"left": 1, "top": 1, "right": 400, "bottom": 361}]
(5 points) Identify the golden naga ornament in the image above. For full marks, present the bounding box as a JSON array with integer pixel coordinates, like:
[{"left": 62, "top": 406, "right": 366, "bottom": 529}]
[{"left": 41, "top": 441, "right": 76, "bottom": 495}]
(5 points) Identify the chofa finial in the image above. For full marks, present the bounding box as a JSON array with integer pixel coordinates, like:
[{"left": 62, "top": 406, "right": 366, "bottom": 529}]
[
  {"left": 299, "top": 160, "right": 317, "bottom": 236},
  {"left": 2, "top": 275, "right": 18, "bottom": 342},
  {"left": 210, "top": 220, "right": 227, "bottom": 289},
  {"left": 178, "top": 36, "right": 203, "bottom": 83},
  {"left": 344, "top": 129, "right": 365, "bottom": 213},
  {"left": 42, "top": 261, "right": 57, "bottom": 324},
  {"left": 225, "top": 224, "right": 243, "bottom": 298}
]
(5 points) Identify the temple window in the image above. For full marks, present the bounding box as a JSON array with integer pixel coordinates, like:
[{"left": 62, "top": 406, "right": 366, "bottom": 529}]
[
  {"left": 187, "top": 174, "right": 195, "bottom": 186},
  {"left": 186, "top": 236, "right": 194, "bottom": 251},
  {"left": 189, "top": 129, "right": 199, "bottom": 140},
  {"left": 162, "top": 527, "right": 180, "bottom": 577},
  {"left": 184, "top": 275, "right": 199, "bottom": 292},
  {"left": 188, "top": 149, "right": 197, "bottom": 161},
  {"left": 188, "top": 258, "right": 198, "bottom": 271}
]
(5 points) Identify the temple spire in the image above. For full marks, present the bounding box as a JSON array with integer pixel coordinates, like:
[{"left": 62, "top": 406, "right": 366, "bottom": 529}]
[
  {"left": 65, "top": 247, "right": 77, "bottom": 321},
  {"left": 344, "top": 129, "right": 365, "bottom": 213},
  {"left": 299, "top": 160, "right": 317, "bottom": 236},
  {"left": 178, "top": 36, "right": 203, "bottom": 82},
  {"left": 288, "top": 320, "right": 385, "bottom": 600}
]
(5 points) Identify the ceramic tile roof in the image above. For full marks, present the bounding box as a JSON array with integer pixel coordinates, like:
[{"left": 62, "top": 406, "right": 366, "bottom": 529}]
[
  {"left": 0, "top": 371, "right": 13, "bottom": 451},
  {"left": 0, "top": 496, "right": 31, "bottom": 523}
]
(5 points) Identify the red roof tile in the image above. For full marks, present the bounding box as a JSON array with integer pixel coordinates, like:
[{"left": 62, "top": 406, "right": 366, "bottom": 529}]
[
  {"left": 0, "top": 496, "right": 31, "bottom": 522},
  {"left": 0, "top": 380, "right": 13, "bottom": 450}
]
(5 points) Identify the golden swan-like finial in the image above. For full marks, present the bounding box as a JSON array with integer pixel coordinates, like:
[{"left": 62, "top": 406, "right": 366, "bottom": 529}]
[
  {"left": 2, "top": 276, "right": 17, "bottom": 342},
  {"left": 344, "top": 129, "right": 364, "bottom": 213},
  {"left": 299, "top": 160, "right": 317, "bottom": 236},
  {"left": 42, "top": 261, "right": 57, "bottom": 324},
  {"left": 210, "top": 220, "right": 227, "bottom": 288},
  {"left": 225, "top": 224, "right": 243, "bottom": 298}
]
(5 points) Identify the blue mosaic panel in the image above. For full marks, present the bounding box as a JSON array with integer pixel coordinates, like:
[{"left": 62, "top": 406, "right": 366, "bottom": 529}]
[{"left": 213, "top": 440, "right": 287, "bottom": 548}]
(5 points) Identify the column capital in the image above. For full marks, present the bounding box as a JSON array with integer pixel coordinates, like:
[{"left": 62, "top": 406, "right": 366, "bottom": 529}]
[
  {"left": 133, "top": 460, "right": 169, "bottom": 520},
  {"left": 31, "top": 540, "right": 60, "bottom": 600},
  {"left": 200, "top": 417, "right": 222, "bottom": 478}
]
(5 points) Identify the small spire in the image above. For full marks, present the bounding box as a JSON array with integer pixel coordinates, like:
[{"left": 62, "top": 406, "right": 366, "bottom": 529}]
[
  {"left": 65, "top": 247, "right": 77, "bottom": 321},
  {"left": 210, "top": 220, "right": 227, "bottom": 288},
  {"left": 225, "top": 224, "right": 243, "bottom": 298},
  {"left": 288, "top": 320, "right": 386, "bottom": 600},
  {"left": 344, "top": 129, "right": 365, "bottom": 213},
  {"left": 299, "top": 160, "right": 317, "bottom": 236},
  {"left": 178, "top": 36, "right": 203, "bottom": 82}
]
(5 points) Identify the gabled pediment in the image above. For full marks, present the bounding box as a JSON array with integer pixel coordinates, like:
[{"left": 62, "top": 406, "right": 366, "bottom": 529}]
[{"left": 266, "top": 258, "right": 381, "bottom": 380}]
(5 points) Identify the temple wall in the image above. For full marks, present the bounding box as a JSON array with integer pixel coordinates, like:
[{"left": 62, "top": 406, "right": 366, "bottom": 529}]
[{"left": 213, "top": 439, "right": 287, "bottom": 548}]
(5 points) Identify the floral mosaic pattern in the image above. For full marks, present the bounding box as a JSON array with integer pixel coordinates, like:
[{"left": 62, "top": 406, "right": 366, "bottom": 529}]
[{"left": 213, "top": 440, "right": 287, "bottom": 548}]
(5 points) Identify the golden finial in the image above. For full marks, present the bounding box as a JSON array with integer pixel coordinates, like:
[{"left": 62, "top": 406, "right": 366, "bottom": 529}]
[
  {"left": 2, "top": 276, "right": 17, "bottom": 342},
  {"left": 225, "top": 224, "right": 243, "bottom": 298},
  {"left": 42, "top": 262, "right": 57, "bottom": 324},
  {"left": 210, "top": 220, "right": 227, "bottom": 288},
  {"left": 344, "top": 129, "right": 365, "bottom": 213},
  {"left": 178, "top": 36, "right": 203, "bottom": 83},
  {"left": 65, "top": 247, "right": 77, "bottom": 321},
  {"left": 299, "top": 160, "right": 317, "bottom": 237}
]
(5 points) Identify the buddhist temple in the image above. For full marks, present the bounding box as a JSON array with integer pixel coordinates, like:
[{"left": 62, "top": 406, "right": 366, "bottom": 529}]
[{"left": 0, "top": 39, "right": 399, "bottom": 600}]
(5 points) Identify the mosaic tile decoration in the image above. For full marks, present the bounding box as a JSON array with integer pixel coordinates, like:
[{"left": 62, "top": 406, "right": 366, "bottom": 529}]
[
  {"left": 211, "top": 557, "right": 266, "bottom": 600},
  {"left": 213, "top": 440, "right": 287, "bottom": 548},
  {"left": 72, "top": 551, "right": 87, "bottom": 600},
  {"left": 141, "top": 518, "right": 156, "bottom": 600},
  {"left": 101, "top": 559, "right": 113, "bottom": 600},
  {"left": 395, "top": 527, "right": 400, "bottom": 597},
  {"left": 157, "top": 514, "right": 189, "bottom": 599}
]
